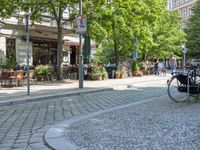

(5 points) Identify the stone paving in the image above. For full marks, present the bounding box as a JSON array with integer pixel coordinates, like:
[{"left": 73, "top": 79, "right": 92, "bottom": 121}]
[
  {"left": 0, "top": 75, "right": 173, "bottom": 150},
  {"left": 63, "top": 95, "right": 200, "bottom": 150}
]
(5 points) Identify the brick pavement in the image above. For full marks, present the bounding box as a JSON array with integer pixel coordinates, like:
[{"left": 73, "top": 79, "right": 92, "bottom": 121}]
[{"left": 0, "top": 75, "right": 169, "bottom": 150}]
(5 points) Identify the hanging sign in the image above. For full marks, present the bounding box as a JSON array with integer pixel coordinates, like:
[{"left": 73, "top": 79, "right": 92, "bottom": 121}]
[{"left": 76, "top": 15, "right": 87, "bottom": 34}]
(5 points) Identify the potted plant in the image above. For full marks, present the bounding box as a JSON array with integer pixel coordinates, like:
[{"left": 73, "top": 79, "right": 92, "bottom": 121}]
[
  {"left": 115, "top": 70, "right": 121, "bottom": 79},
  {"left": 89, "top": 66, "right": 102, "bottom": 80},
  {"left": 101, "top": 67, "right": 108, "bottom": 80},
  {"left": 119, "top": 68, "right": 126, "bottom": 78},
  {"left": 139, "top": 61, "right": 147, "bottom": 75},
  {"left": 35, "top": 65, "right": 49, "bottom": 81},
  {"left": 131, "top": 60, "right": 140, "bottom": 76}
]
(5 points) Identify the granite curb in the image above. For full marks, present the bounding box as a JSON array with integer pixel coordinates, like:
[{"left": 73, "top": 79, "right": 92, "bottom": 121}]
[
  {"left": 43, "top": 97, "right": 159, "bottom": 150},
  {"left": 0, "top": 87, "right": 113, "bottom": 107}
]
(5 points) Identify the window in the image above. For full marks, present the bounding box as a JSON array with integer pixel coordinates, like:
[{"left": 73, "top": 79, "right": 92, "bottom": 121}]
[
  {"left": 182, "top": 9, "right": 186, "bottom": 17},
  {"left": 188, "top": 8, "right": 192, "bottom": 16}
]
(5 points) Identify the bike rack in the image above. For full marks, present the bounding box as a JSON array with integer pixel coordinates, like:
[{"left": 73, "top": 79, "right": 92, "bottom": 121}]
[
  {"left": 187, "top": 70, "right": 191, "bottom": 101},
  {"left": 187, "top": 69, "right": 200, "bottom": 101}
]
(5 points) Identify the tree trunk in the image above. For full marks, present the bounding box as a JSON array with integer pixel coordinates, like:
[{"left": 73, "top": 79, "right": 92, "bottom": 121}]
[
  {"left": 56, "top": 24, "right": 63, "bottom": 80},
  {"left": 56, "top": 7, "right": 63, "bottom": 80}
]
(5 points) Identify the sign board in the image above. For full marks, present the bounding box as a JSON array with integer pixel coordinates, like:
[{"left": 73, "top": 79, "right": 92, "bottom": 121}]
[
  {"left": 183, "top": 47, "right": 188, "bottom": 54},
  {"left": 76, "top": 15, "right": 87, "bottom": 34}
]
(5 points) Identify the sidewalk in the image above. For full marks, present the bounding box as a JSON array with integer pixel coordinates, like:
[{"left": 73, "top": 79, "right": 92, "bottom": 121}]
[{"left": 0, "top": 75, "right": 169, "bottom": 106}]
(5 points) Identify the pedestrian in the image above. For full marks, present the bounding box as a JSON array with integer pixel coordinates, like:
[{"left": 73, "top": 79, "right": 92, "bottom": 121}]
[
  {"left": 169, "top": 56, "right": 177, "bottom": 76},
  {"left": 154, "top": 59, "right": 159, "bottom": 75}
]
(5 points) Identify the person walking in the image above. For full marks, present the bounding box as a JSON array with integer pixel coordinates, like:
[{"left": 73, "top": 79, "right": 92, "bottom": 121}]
[
  {"left": 169, "top": 56, "right": 177, "bottom": 76},
  {"left": 154, "top": 59, "right": 159, "bottom": 75}
]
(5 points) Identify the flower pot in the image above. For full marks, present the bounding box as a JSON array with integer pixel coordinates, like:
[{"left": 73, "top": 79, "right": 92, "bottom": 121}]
[
  {"left": 96, "top": 75, "right": 102, "bottom": 80},
  {"left": 115, "top": 73, "right": 120, "bottom": 79},
  {"left": 132, "top": 71, "right": 139, "bottom": 76},
  {"left": 120, "top": 73, "right": 125, "bottom": 78},
  {"left": 132, "top": 71, "right": 143, "bottom": 77}
]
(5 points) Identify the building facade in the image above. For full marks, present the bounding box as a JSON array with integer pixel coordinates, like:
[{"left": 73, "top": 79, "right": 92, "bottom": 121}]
[
  {"left": 168, "top": 0, "right": 197, "bottom": 27},
  {"left": 0, "top": 10, "right": 82, "bottom": 67}
]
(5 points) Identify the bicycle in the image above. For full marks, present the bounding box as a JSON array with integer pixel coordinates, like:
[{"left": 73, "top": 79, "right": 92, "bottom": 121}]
[{"left": 167, "top": 69, "right": 200, "bottom": 102}]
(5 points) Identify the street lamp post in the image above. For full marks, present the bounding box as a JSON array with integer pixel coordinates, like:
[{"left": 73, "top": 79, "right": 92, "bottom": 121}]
[
  {"left": 25, "top": 13, "right": 30, "bottom": 95},
  {"left": 79, "top": 0, "right": 83, "bottom": 88},
  {"left": 182, "top": 44, "right": 188, "bottom": 73}
]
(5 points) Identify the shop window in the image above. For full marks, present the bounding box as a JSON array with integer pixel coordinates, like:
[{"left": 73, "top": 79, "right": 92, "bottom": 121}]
[
  {"left": 6, "top": 38, "right": 17, "bottom": 69},
  {"left": 6, "top": 39, "right": 15, "bottom": 56},
  {"left": 32, "top": 41, "right": 57, "bottom": 66}
]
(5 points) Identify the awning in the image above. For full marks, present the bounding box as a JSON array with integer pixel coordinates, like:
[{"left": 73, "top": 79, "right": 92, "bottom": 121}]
[
  {"left": 63, "top": 35, "right": 96, "bottom": 48},
  {"left": 64, "top": 40, "right": 79, "bottom": 46},
  {"left": 64, "top": 35, "right": 80, "bottom": 46}
]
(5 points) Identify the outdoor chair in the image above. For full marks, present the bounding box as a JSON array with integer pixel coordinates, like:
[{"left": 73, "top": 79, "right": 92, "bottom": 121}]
[
  {"left": 22, "top": 70, "right": 37, "bottom": 85},
  {"left": 0, "top": 71, "right": 12, "bottom": 86},
  {"left": 9, "top": 70, "right": 26, "bottom": 87},
  {"left": 29, "top": 70, "right": 36, "bottom": 85}
]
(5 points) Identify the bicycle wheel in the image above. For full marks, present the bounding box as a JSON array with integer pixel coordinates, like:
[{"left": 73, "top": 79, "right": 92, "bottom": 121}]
[{"left": 167, "top": 76, "right": 189, "bottom": 102}]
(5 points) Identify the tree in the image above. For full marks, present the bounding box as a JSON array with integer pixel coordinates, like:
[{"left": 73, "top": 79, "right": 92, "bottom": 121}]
[
  {"left": 20, "top": 0, "right": 78, "bottom": 80},
  {"left": 83, "top": 0, "right": 178, "bottom": 64},
  {"left": 148, "top": 10, "right": 186, "bottom": 59},
  {"left": 185, "top": 0, "right": 200, "bottom": 58},
  {"left": 0, "top": 0, "right": 19, "bottom": 18}
]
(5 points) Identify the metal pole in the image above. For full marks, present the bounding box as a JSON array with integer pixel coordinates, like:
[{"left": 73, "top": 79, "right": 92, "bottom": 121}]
[
  {"left": 25, "top": 14, "right": 30, "bottom": 95},
  {"left": 183, "top": 51, "right": 186, "bottom": 73},
  {"left": 79, "top": 0, "right": 83, "bottom": 88}
]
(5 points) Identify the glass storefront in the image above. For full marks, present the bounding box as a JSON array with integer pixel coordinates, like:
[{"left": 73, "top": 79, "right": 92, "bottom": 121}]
[
  {"left": 32, "top": 40, "right": 57, "bottom": 66},
  {"left": 6, "top": 39, "right": 15, "bottom": 56}
]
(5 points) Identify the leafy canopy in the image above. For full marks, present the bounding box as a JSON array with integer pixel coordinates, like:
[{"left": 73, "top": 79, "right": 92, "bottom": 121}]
[{"left": 185, "top": 0, "right": 200, "bottom": 58}]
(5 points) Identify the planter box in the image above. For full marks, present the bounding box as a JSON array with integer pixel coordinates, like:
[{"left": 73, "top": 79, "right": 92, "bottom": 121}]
[{"left": 132, "top": 71, "right": 143, "bottom": 77}]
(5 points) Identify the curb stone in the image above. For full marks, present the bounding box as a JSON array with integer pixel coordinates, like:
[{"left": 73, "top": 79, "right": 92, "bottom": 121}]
[
  {"left": 44, "top": 96, "right": 162, "bottom": 150},
  {"left": 0, "top": 87, "right": 113, "bottom": 107}
]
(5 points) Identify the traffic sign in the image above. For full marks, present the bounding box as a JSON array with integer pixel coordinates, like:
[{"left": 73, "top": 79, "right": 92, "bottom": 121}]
[{"left": 183, "top": 47, "right": 188, "bottom": 54}]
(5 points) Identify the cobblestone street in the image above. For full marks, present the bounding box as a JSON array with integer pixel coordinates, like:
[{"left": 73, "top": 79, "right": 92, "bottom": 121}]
[{"left": 1, "top": 77, "right": 199, "bottom": 149}]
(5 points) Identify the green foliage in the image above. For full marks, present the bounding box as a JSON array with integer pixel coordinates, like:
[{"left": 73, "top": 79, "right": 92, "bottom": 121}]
[
  {"left": 35, "top": 65, "right": 49, "bottom": 76},
  {"left": 7, "top": 52, "right": 18, "bottom": 69},
  {"left": 120, "top": 68, "right": 126, "bottom": 75},
  {"left": 115, "top": 70, "right": 121, "bottom": 75},
  {"left": 89, "top": 66, "right": 102, "bottom": 78},
  {"left": 0, "top": 0, "right": 186, "bottom": 68},
  {"left": 0, "top": 57, "right": 8, "bottom": 69},
  {"left": 17, "top": 0, "right": 78, "bottom": 80},
  {"left": 131, "top": 60, "right": 139, "bottom": 71},
  {"left": 151, "top": 10, "right": 186, "bottom": 59},
  {"left": 0, "top": 52, "right": 17, "bottom": 70},
  {"left": 138, "top": 61, "right": 147, "bottom": 71},
  {"left": 100, "top": 67, "right": 108, "bottom": 78},
  {"left": 0, "top": 0, "right": 18, "bottom": 18},
  {"left": 84, "top": 0, "right": 184, "bottom": 62},
  {"left": 185, "top": 0, "right": 200, "bottom": 58}
]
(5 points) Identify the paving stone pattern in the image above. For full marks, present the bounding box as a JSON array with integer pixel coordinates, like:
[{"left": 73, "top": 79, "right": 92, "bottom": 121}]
[
  {"left": 65, "top": 95, "right": 200, "bottom": 150},
  {"left": 0, "top": 80, "right": 166, "bottom": 150}
]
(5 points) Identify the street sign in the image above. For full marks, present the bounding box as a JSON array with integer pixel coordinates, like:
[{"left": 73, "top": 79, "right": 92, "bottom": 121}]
[
  {"left": 183, "top": 47, "right": 188, "bottom": 54},
  {"left": 76, "top": 15, "right": 87, "bottom": 34}
]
